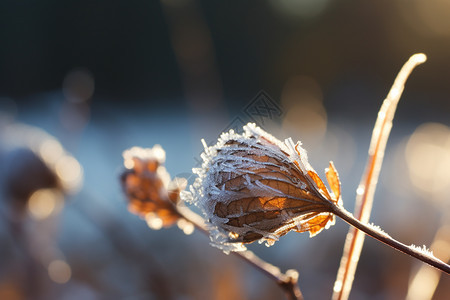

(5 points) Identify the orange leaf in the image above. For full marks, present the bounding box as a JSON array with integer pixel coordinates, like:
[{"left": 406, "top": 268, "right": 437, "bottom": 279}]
[
  {"left": 325, "top": 161, "right": 341, "bottom": 203},
  {"left": 121, "top": 146, "right": 182, "bottom": 228}
]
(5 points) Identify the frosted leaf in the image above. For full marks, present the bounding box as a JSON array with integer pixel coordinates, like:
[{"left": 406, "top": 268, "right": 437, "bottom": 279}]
[
  {"left": 121, "top": 146, "right": 184, "bottom": 228},
  {"left": 123, "top": 145, "right": 165, "bottom": 168},
  {"left": 189, "top": 123, "right": 342, "bottom": 252}
]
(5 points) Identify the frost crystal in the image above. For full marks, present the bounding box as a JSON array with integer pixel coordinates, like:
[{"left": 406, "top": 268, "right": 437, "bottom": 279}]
[
  {"left": 367, "top": 223, "right": 391, "bottom": 238},
  {"left": 409, "top": 244, "right": 434, "bottom": 257},
  {"left": 185, "top": 123, "right": 342, "bottom": 252}
]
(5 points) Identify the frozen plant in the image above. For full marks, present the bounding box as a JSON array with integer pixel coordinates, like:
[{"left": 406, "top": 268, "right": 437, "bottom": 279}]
[
  {"left": 183, "top": 123, "right": 342, "bottom": 252},
  {"left": 120, "top": 144, "right": 303, "bottom": 299},
  {"left": 184, "top": 122, "right": 450, "bottom": 275},
  {"left": 120, "top": 53, "right": 450, "bottom": 300}
]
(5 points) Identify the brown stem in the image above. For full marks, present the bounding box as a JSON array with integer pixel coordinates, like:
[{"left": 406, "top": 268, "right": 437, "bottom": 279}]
[
  {"left": 331, "top": 204, "right": 450, "bottom": 274},
  {"left": 177, "top": 206, "right": 303, "bottom": 300}
]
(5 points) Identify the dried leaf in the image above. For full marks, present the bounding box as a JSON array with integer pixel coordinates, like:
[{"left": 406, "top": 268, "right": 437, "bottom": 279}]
[
  {"left": 326, "top": 161, "right": 341, "bottom": 201},
  {"left": 121, "top": 146, "right": 182, "bottom": 228},
  {"left": 187, "top": 123, "right": 342, "bottom": 251}
]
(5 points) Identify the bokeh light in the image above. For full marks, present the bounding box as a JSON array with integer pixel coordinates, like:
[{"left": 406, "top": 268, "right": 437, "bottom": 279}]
[
  {"left": 406, "top": 225, "right": 450, "bottom": 300},
  {"left": 55, "top": 155, "right": 83, "bottom": 192},
  {"left": 48, "top": 260, "right": 72, "bottom": 284},
  {"left": 39, "top": 139, "right": 64, "bottom": 166},
  {"left": 145, "top": 213, "right": 164, "bottom": 230},
  {"left": 0, "top": 282, "right": 22, "bottom": 300},
  {"left": 281, "top": 76, "right": 328, "bottom": 147},
  {"left": 177, "top": 218, "right": 195, "bottom": 235},
  {"left": 399, "top": 0, "right": 450, "bottom": 37},
  {"left": 63, "top": 69, "right": 95, "bottom": 103},
  {"left": 405, "top": 122, "right": 450, "bottom": 203},
  {"left": 27, "top": 188, "right": 64, "bottom": 220}
]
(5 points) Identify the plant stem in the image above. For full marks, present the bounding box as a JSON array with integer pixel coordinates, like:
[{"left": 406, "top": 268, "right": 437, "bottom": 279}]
[
  {"left": 332, "top": 53, "right": 428, "bottom": 300},
  {"left": 330, "top": 204, "right": 450, "bottom": 274},
  {"left": 177, "top": 206, "right": 303, "bottom": 300}
]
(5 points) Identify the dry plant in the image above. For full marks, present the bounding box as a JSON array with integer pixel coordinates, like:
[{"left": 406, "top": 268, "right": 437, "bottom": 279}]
[
  {"left": 119, "top": 54, "right": 449, "bottom": 299},
  {"left": 120, "top": 146, "right": 302, "bottom": 299}
]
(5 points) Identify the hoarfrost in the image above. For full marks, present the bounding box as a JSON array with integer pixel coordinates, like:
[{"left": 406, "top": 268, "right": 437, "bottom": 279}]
[
  {"left": 367, "top": 222, "right": 391, "bottom": 238},
  {"left": 408, "top": 244, "right": 434, "bottom": 257},
  {"left": 188, "top": 123, "right": 338, "bottom": 252}
]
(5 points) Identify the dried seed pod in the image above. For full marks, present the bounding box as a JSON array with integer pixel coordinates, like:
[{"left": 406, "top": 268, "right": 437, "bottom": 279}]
[
  {"left": 186, "top": 123, "right": 342, "bottom": 252},
  {"left": 121, "top": 146, "right": 186, "bottom": 229}
]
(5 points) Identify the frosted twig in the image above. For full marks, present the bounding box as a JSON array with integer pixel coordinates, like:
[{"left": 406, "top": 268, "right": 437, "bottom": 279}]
[
  {"left": 121, "top": 144, "right": 303, "bottom": 299},
  {"left": 330, "top": 204, "right": 450, "bottom": 274},
  {"left": 177, "top": 206, "right": 303, "bottom": 300},
  {"left": 332, "top": 53, "right": 428, "bottom": 300}
]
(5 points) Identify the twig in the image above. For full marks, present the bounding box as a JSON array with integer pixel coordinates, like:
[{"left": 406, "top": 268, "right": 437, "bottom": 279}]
[
  {"left": 330, "top": 204, "right": 450, "bottom": 274},
  {"left": 332, "top": 53, "right": 428, "bottom": 300},
  {"left": 178, "top": 207, "right": 304, "bottom": 300}
]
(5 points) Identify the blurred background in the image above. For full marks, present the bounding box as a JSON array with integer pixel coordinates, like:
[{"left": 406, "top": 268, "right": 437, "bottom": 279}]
[{"left": 1, "top": 0, "right": 450, "bottom": 299}]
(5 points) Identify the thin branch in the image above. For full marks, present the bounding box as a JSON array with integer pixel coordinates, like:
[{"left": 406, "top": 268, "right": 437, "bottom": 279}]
[
  {"left": 330, "top": 204, "right": 450, "bottom": 274},
  {"left": 332, "top": 53, "right": 428, "bottom": 300},
  {"left": 177, "top": 207, "right": 303, "bottom": 300}
]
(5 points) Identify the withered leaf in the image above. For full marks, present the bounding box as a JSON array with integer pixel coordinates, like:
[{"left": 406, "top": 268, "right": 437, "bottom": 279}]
[
  {"left": 121, "top": 146, "right": 182, "bottom": 228},
  {"left": 325, "top": 161, "right": 341, "bottom": 201},
  {"left": 190, "top": 123, "right": 342, "bottom": 250}
]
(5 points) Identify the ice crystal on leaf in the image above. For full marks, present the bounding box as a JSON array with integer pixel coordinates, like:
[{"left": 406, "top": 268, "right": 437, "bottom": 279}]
[{"left": 186, "top": 123, "right": 343, "bottom": 252}]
